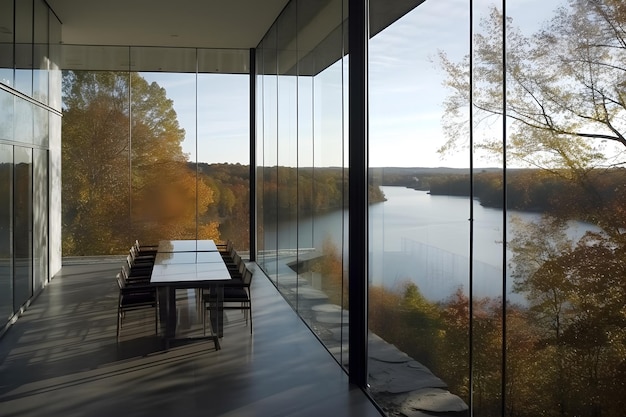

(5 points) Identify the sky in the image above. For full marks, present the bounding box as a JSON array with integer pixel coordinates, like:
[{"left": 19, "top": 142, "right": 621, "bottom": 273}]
[{"left": 143, "top": 0, "right": 565, "bottom": 168}]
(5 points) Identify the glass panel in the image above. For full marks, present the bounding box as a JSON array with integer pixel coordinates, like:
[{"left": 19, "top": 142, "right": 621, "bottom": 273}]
[
  {"left": 15, "top": 0, "right": 33, "bottom": 97},
  {"left": 276, "top": 1, "right": 298, "bottom": 297},
  {"left": 0, "top": 0, "right": 13, "bottom": 87},
  {"left": 60, "top": 45, "right": 130, "bottom": 72},
  {"left": 296, "top": 48, "right": 315, "bottom": 322},
  {"left": 62, "top": 71, "right": 131, "bottom": 255},
  {"left": 311, "top": 13, "right": 346, "bottom": 367},
  {"left": 14, "top": 98, "right": 33, "bottom": 145},
  {"left": 471, "top": 1, "right": 504, "bottom": 414},
  {"left": 261, "top": 25, "right": 278, "bottom": 282},
  {"left": 0, "top": 89, "right": 13, "bottom": 141},
  {"left": 0, "top": 144, "right": 12, "bottom": 322},
  {"left": 131, "top": 71, "right": 198, "bottom": 244},
  {"left": 197, "top": 48, "right": 250, "bottom": 74},
  {"left": 256, "top": 44, "right": 265, "bottom": 266},
  {"left": 48, "top": 11, "right": 62, "bottom": 111},
  {"left": 368, "top": 0, "right": 471, "bottom": 412},
  {"left": 33, "top": 0, "right": 49, "bottom": 104},
  {"left": 196, "top": 70, "right": 250, "bottom": 250},
  {"left": 130, "top": 47, "right": 196, "bottom": 73},
  {"left": 33, "top": 148, "right": 47, "bottom": 292},
  {"left": 49, "top": 112, "right": 61, "bottom": 271},
  {"left": 33, "top": 104, "right": 48, "bottom": 147},
  {"left": 503, "top": 1, "right": 624, "bottom": 415},
  {"left": 13, "top": 146, "right": 32, "bottom": 311}
]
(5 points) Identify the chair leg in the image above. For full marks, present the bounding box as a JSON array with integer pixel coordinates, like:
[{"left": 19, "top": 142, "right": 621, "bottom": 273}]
[
  {"left": 117, "top": 309, "right": 121, "bottom": 341},
  {"left": 249, "top": 302, "right": 253, "bottom": 334},
  {"left": 242, "top": 302, "right": 247, "bottom": 324},
  {"left": 202, "top": 303, "right": 206, "bottom": 336}
]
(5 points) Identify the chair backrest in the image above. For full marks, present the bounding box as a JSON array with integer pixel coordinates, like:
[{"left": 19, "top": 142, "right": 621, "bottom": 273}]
[
  {"left": 116, "top": 272, "right": 125, "bottom": 290},
  {"left": 126, "top": 254, "right": 136, "bottom": 269},
  {"left": 229, "top": 242, "right": 237, "bottom": 259},
  {"left": 129, "top": 246, "right": 139, "bottom": 261},
  {"left": 238, "top": 257, "right": 247, "bottom": 275},
  {"left": 120, "top": 264, "right": 130, "bottom": 281},
  {"left": 232, "top": 252, "right": 241, "bottom": 266},
  {"left": 242, "top": 268, "right": 253, "bottom": 286}
]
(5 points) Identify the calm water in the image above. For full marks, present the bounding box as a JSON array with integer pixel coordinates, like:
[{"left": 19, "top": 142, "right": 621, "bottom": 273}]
[{"left": 268, "top": 186, "right": 598, "bottom": 303}]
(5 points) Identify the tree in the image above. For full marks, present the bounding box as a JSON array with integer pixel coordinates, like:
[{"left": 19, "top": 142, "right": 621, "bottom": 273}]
[
  {"left": 439, "top": 1, "right": 626, "bottom": 414},
  {"left": 62, "top": 71, "right": 218, "bottom": 255},
  {"left": 439, "top": 0, "right": 626, "bottom": 171}
]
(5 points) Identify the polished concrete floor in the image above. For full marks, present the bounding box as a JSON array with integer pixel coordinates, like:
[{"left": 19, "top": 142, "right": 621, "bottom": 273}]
[{"left": 0, "top": 261, "right": 383, "bottom": 417}]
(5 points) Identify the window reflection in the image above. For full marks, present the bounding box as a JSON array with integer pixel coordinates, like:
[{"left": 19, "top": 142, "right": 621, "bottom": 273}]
[
  {"left": 0, "top": 144, "right": 13, "bottom": 321},
  {"left": 33, "top": 0, "right": 49, "bottom": 105},
  {"left": 0, "top": 0, "right": 13, "bottom": 87},
  {"left": 256, "top": 0, "right": 349, "bottom": 368},
  {"left": 14, "top": 0, "right": 33, "bottom": 97},
  {"left": 13, "top": 146, "right": 32, "bottom": 311},
  {"left": 130, "top": 71, "right": 198, "bottom": 244},
  {"left": 367, "top": 0, "right": 626, "bottom": 415},
  {"left": 33, "top": 149, "right": 48, "bottom": 292},
  {"left": 368, "top": 0, "right": 472, "bottom": 412},
  {"left": 0, "top": 90, "right": 13, "bottom": 141},
  {"left": 61, "top": 50, "right": 251, "bottom": 256}
]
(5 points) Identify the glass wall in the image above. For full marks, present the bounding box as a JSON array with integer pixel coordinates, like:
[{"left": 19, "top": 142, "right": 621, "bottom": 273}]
[
  {"left": 0, "top": 0, "right": 59, "bottom": 332},
  {"left": 368, "top": 0, "right": 473, "bottom": 411},
  {"left": 14, "top": 0, "right": 33, "bottom": 97},
  {"left": 13, "top": 147, "right": 32, "bottom": 311},
  {"left": 60, "top": 47, "right": 250, "bottom": 256},
  {"left": 0, "top": 144, "right": 12, "bottom": 322},
  {"left": 0, "top": 0, "right": 13, "bottom": 87},
  {"left": 33, "top": 148, "right": 48, "bottom": 294},
  {"left": 256, "top": 0, "right": 350, "bottom": 367},
  {"left": 364, "top": 0, "right": 626, "bottom": 415}
]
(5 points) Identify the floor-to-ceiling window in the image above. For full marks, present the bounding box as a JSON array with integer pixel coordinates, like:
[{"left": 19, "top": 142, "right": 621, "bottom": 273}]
[
  {"left": 0, "top": 0, "right": 59, "bottom": 332},
  {"left": 256, "top": 0, "right": 350, "bottom": 367},
  {"left": 368, "top": 0, "right": 473, "bottom": 412},
  {"left": 365, "top": 0, "right": 626, "bottom": 415},
  {"left": 13, "top": 147, "right": 33, "bottom": 312},
  {"left": 0, "top": 144, "right": 13, "bottom": 323},
  {"left": 60, "top": 47, "right": 250, "bottom": 256}
]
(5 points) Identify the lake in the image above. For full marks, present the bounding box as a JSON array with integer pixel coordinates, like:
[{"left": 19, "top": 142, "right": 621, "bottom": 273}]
[{"left": 266, "top": 186, "right": 598, "bottom": 303}]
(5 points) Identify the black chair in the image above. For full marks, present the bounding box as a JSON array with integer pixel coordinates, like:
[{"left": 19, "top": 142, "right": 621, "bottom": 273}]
[
  {"left": 116, "top": 272, "right": 158, "bottom": 340},
  {"left": 120, "top": 264, "right": 151, "bottom": 285},
  {"left": 130, "top": 245, "right": 156, "bottom": 265},
  {"left": 203, "top": 268, "right": 253, "bottom": 334},
  {"left": 135, "top": 239, "right": 158, "bottom": 254},
  {"left": 126, "top": 254, "right": 154, "bottom": 276},
  {"left": 218, "top": 240, "right": 236, "bottom": 264}
]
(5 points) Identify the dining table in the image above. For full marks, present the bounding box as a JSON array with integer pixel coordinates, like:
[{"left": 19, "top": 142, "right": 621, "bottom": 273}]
[{"left": 150, "top": 239, "right": 231, "bottom": 349}]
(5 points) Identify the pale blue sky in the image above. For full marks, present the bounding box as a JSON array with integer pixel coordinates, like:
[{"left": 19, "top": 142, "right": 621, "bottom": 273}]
[{"left": 144, "top": 0, "right": 564, "bottom": 168}]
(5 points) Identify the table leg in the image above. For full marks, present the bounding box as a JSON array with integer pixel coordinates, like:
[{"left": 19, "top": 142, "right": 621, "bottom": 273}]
[
  {"left": 159, "top": 286, "right": 177, "bottom": 349},
  {"left": 209, "top": 284, "right": 224, "bottom": 339}
]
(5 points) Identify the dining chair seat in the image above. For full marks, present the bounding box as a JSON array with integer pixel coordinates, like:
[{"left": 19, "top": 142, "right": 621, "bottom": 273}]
[{"left": 116, "top": 272, "right": 158, "bottom": 340}]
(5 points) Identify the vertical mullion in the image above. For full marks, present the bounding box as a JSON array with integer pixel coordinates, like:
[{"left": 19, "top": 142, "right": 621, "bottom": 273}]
[
  {"left": 501, "top": 0, "right": 508, "bottom": 413},
  {"left": 249, "top": 48, "right": 256, "bottom": 260},
  {"left": 348, "top": 0, "right": 368, "bottom": 388}
]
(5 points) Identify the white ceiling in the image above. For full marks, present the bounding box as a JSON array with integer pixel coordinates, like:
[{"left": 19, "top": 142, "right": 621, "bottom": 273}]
[{"left": 47, "top": 0, "right": 290, "bottom": 49}]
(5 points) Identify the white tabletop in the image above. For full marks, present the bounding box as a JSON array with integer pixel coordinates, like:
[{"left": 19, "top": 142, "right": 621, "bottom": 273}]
[
  {"left": 154, "top": 251, "right": 225, "bottom": 265},
  {"left": 151, "top": 240, "right": 230, "bottom": 286},
  {"left": 151, "top": 262, "right": 231, "bottom": 285},
  {"left": 157, "top": 239, "right": 219, "bottom": 253}
]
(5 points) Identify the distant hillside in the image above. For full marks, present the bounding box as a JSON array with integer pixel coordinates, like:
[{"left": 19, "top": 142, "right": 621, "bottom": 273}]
[{"left": 370, "top": 167, "right": 502, "bottom": 189}]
